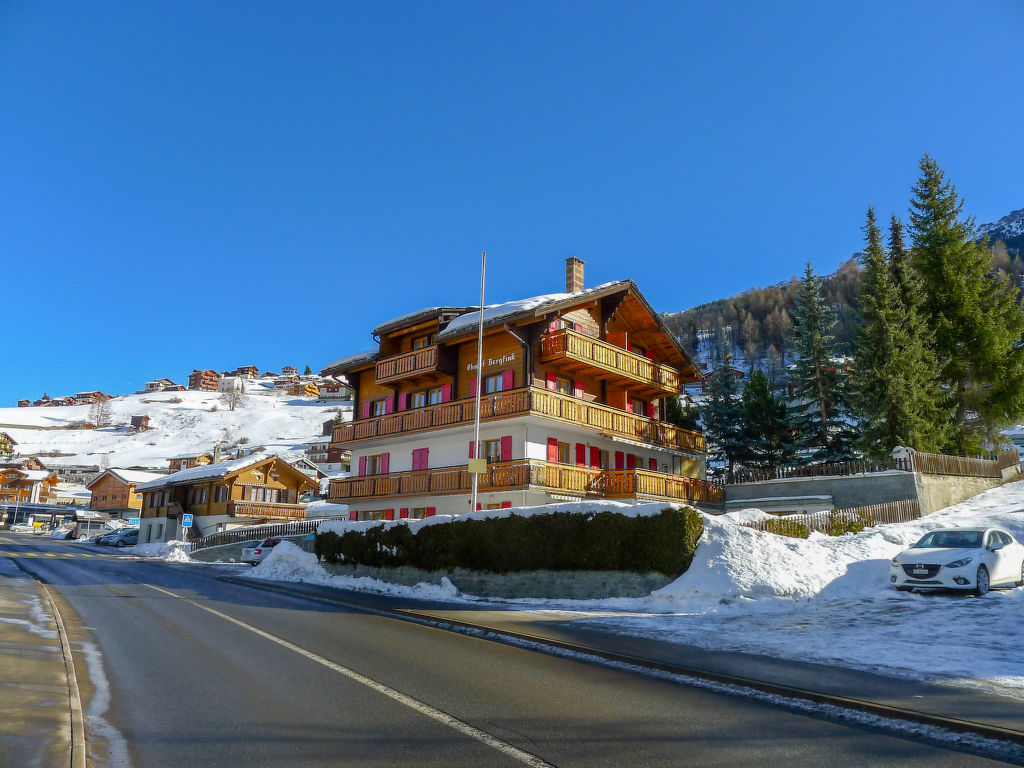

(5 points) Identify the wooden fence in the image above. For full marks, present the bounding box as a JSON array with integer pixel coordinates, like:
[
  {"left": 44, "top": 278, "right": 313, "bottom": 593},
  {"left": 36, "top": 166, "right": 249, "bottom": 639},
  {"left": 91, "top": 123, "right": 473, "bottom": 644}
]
[
  {"left": 729, "top": 447, "right": 1020, "bottom": 485},
  {"left": 742, "top": 498, "right": 921, "bottom": 537},
  {"left": 190, "top": 517, "right": 348, "bottom": 553}
]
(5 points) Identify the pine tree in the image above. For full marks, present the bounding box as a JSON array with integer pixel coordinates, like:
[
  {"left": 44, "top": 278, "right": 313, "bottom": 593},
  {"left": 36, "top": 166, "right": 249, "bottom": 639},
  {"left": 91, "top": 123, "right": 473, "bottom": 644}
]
[
  {"left": 909, "top": 155, "right": 1024, "bottom": 452},
  {"left": 789, "top": 263, "right": 855, "bottom": 463},
  {"left": 741, "top": 368, "right": 795, "bottom": 471},
  {"left": 701, "top": 346, "right": 747, "bottom": 481}
]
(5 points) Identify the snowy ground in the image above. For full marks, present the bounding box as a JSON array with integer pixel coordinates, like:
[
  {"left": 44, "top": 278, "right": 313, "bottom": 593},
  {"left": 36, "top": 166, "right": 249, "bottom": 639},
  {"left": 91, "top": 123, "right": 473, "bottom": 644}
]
[
  {"left": 137, "top": 482, "right": 1024, "bottom": 701},
  {"left": 0, "top": 386, "right": 347, "bottom": 470}
]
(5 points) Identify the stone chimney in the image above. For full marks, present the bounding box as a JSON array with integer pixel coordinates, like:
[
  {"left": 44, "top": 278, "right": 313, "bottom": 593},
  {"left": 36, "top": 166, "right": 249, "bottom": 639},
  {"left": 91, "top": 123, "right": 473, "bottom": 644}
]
[{"left": 565, "top": 256, "right": 585, "bottom": 293}]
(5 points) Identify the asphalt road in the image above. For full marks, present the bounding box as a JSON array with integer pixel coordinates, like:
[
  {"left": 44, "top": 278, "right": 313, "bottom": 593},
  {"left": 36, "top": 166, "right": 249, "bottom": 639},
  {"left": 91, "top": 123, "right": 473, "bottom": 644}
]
[{"left": 2, "top": 531, "right": 1017, "bottom": 767}]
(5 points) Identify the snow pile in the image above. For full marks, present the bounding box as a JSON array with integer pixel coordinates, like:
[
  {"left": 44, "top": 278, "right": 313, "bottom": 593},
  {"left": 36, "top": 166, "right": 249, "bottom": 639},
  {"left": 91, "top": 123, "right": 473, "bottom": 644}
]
[{"left": 133, "top": 540, "right": 193, "bottom": 562}]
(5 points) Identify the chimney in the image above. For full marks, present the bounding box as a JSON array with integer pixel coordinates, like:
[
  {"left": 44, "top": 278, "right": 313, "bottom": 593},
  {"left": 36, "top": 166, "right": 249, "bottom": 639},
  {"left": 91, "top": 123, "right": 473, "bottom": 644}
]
[{"left": 565, "top": 256, "right": 585, "bottom": 293}]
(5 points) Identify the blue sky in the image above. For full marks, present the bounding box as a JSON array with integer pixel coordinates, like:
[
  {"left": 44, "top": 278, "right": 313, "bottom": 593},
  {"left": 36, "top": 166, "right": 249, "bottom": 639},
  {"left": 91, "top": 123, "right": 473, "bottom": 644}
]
[{"left": 2, "top": 1, "right": 1022, "bottom": 406}]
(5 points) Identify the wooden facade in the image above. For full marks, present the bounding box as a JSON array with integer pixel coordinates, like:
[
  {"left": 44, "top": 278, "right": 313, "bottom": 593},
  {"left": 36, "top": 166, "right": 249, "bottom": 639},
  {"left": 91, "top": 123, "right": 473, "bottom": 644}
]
[
  {"left": 188, "top": 369, "right": 220, "bottom": 391},
  {"left": 0, "top": 432, "right": 15, "bottom": 458},
  {"left": 0, "top": 468, "right": 58, "bottom": 504},
  {"left": 168, "top": 453, "right": 214, "bottom": 473},
  {"left": 87, "top": 469, "right": 163, "bottom": 516}
]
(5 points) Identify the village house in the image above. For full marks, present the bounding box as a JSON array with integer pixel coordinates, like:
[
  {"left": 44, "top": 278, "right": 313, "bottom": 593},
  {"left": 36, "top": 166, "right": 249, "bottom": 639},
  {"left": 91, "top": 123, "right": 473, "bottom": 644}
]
[
  {"left": 16, "top": 399, "right": 30, "bottom": 408},
  {"left": 87, "top": 468, "right": 165, "bottom": 520},
  {"left": 188, "top": 369, "right": 220, "bottom": 391},
  {"left": 136, "top": 454, "right": 319, "bottom": 542},
  {"left": 318, "top": 378, "right": 352, "bottom": 400},
  {"left": 142, "top": 378, "right": 179, "bottom": 392},
  {"left": 0, "top": 467, "right": 59, "bottom": 504},
  {"left": 281, "top": 365, "right": 298, "bottom": 377},
  {"left": 322, "top": 257, "right": 723, "bottom": 521},
  {"left": 74, "top": 391, "right": 111, "bottom": 405},
  {"left": 167, "top": 452, "right": 214, "bottom": 473},
  {"left": 129, "top": 415, "right": 150, "bottom": 432},
  {"left": 0, "top": 432, "right": 16, "bottom": 459},
  {"left": 289, "top": 381, "right": 320, "bottom": 398}
]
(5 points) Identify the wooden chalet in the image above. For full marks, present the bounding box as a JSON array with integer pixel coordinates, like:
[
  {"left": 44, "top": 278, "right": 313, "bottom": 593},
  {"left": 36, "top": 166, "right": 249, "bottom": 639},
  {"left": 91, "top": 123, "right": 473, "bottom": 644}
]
[
  {"left": 143, "top": 378, "right": 178, "bottom": 392},
  {"left": 290, "top": 381, "right": 320, "bottom": 398},
  {"left": 136, "top": 455, "right": 319, "bottom": 542},
  {"left": 0, "top": 432, "right": 16, "bottom": 458},
  {"left": 74, "top": 391, "right": 110, "bottom": 404},
  {"left": 322, "top": 257, "right": 723, "bottom": 521},
  {"left": 0, "top": 468, "right": 58, "bottom": 504},
  {"left": 87, "top": 468, "right": 165, "bottom": 519},
  {"left": 188, "top": 369, "right": 220, "bottom": 391},
  {"left": 168, "top": 452, "right": 214, "bottom": 473},
  {"left": 16, "top": 399, "right": 30, "bottom": 408}
]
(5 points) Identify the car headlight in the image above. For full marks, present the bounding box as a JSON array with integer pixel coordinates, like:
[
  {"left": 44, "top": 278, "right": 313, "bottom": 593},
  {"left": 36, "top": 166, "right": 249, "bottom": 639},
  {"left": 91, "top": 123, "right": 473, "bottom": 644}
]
[
  {"left": 946, "top": 557, "right": 973, "bottom": 568},
  {"left": 891, "top": 558, "right": 900, "bottom": 567}
]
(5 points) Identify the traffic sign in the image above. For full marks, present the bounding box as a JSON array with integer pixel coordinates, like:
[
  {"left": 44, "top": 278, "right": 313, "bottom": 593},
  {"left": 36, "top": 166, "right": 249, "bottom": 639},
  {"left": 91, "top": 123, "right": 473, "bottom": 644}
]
[
  {"left": 128, "top": 518, "right": 140, "bottom": 526},
  {"left": 181, "top": 513, "right": 194, "bottom": 528}
]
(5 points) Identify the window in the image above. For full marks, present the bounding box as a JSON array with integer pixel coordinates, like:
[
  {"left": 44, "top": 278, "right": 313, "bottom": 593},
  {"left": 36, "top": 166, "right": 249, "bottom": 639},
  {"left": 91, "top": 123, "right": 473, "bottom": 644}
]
[
  {"left": 631, "top": 396, "right": 648, "bottom": 415},
  {"left": 483, "top": 373, "right": 504, "bottom": 394},
  {"left": 557, "top": 441, "right": 571, "bottom": 464},
  {"left": 427, "top": 386, "right": 444, "bottom": 405},
  {"left": 409, "top": 391, "right": 427, "bottom": 409},
  {"left": 554, "top": 376, "right": 573, "bottom": 396},
  {"left": 411, "top": 334, "right": 433, "bottom": 350},
  {"left": 482, "top": 439, "right": 501, "bottom": 463},
  {"left": 599, "top": 450, "right": 610, "bottom": 470},
  {"left": 410, "top": 508, "right": 426, "bottom": 519},
  {"left": 371, "top": 399, "right": 387, "bottom": 417},
  {"left": 485, "top": 503, "right": 501, "bottom": 510},
  {"left": 367, "top": 455, "right": 386, "bottom": 475},
  {"left": 213, "top": 486, "right": 229, "bottom": 503}
]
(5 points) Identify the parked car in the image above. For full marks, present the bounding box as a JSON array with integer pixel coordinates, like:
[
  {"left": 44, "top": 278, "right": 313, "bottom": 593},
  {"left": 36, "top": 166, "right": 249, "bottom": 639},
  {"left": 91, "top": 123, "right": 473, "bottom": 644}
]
[
  {"left": 105, "top": 529, "right": 139, "bottom": 548},
  {"left": 891, "top": 527, "right": 1024, "bottom": 595},
  {"left": 96, "top": 528, "right": 130, "bottom": 546},
  {"left": 241, "top": 538, "right": 283, "bottom": 565},
  {"left": 10, "top": 523, "right": 38, "bottom": 534}
]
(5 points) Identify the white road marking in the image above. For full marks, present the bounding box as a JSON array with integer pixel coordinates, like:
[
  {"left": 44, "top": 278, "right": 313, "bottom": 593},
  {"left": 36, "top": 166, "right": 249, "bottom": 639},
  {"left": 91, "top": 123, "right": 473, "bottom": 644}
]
[{"left": 145, "top": 584, "right": 555, "bottom": 768}]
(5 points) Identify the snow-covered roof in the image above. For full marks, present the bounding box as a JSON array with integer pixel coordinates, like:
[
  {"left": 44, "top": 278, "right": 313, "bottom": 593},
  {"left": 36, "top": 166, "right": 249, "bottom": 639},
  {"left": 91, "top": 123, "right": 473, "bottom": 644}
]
[
  {"left": 21, "top": 470, "right": 54, "bottom": 482},
  {"left": 437, "top": 281, "right": 626, "bottom": 340},
  {"left": 136, "top": 454, "right": 270, "bottom": 491},
  {"left": 372, "top": 306, "right": 477, "bottom": 337},
  {"left": 168, "top": 452, "right": 214, "bottom": 461},
  {"left": 321, "top": 349, "right": 379, "bottom": 374},
  {"left": 104, "top": 468, "right": 165, "bottom": 486}
]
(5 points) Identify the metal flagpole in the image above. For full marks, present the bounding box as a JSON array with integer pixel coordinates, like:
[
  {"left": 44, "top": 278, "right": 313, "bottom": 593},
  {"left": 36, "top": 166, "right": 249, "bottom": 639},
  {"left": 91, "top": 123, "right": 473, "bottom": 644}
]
[{"left": 470, "top": 250, "right": 487, "bottom": 513}]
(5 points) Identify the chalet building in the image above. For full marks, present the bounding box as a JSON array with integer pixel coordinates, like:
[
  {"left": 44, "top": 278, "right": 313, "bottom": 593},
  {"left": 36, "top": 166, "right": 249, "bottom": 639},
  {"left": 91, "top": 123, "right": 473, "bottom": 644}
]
[
  {"left": 322, "top": 258, "right": 723, "bottom": 521},
  {"left": 291, "top": 457, "right": 327, "bottom": 482},
  {"left": 17, "top": 399, "right": 30, "bottom": 408},
  {"left": 33, "top": 395, "right": 54, "bottom": 407},
  {"left": 0, "top": 468, "right": 59, "bottom": 504},
  {"left": 136, "top": 454, "right": 319, "bottom": 542},
  {"left": 0, "top": 432, "right": 16, "bottom": 458},
  {"left": 0, "top": 457, "right": 48, "bottom": 472},
  {"left": 129, "top": 415, "right": 151, "bottom": 432},
  {"left": 52, "top": 396, "right": 77, "bottom": 406},
  {"left": 87, "top": 468, "right": 164, "bottom": 519},
  {"left": 188, "top": 369, "right": 220, "bottom": 391},
  {"left": 319, "top": 379, "right": 353, "bottom": 400},
  {"left": 306, "top": 434, "right": 332, "bottom": 464},
  {"left": 281, "top": 366, "right": 298, "bottom": 377},
  {"left": 143, "top": 378, "right": 179, "bottom": 392},
  {"left": 74, "top": 391, "right": 110, "bottom": 405},
  {"left": 167, "top": 452, "right": 214, "bottom": 473},
  {"left": 222, "top": 365, "right": 259, "bottom": 379},
  {"left": 290, "top": 381, "right": 320, "bottom": 398}
]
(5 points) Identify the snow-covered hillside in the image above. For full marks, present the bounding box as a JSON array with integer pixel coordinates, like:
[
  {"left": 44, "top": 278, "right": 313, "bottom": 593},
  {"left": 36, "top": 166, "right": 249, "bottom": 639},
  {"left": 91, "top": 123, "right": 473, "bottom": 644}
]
[{"left": 0, "top": 384, "right": 349, "bottom": 471}]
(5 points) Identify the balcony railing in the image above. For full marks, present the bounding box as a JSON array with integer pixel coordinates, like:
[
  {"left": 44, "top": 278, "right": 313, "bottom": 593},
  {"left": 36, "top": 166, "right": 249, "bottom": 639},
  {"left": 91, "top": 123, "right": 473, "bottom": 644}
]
[
  {"left": 375, "top": 346, "right": 444, "bottom": 385},
  {"left": 538, "top": 329, "right": 680, "bottom": 394},
  {"left": 329, "top": 459, "right": 724, "bottom": 506},
  {"left": 228, "top": 501, "right": 307, "bottom": 520},
  {"left": 335, "top": 387, "right": 705, "bottom": 454}
]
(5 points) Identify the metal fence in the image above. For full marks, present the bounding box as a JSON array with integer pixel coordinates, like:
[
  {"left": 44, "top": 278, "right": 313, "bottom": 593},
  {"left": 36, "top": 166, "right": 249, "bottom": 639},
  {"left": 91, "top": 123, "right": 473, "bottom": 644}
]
[
  {"left": 190, "top": 517, "right": 348, "bottom": 552},
  {"left": 741, "top": 498, "right": 921, "bottom": 537}
]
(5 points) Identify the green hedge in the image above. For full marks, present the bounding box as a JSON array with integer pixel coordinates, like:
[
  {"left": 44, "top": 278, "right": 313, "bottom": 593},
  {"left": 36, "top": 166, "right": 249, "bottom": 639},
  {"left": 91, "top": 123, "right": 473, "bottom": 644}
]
[
  {"left": 315, "top": 507, "right": 703, "bottom": 577},
  {"left": 760, "top": 518, "right": 810, "bottom": 539}
]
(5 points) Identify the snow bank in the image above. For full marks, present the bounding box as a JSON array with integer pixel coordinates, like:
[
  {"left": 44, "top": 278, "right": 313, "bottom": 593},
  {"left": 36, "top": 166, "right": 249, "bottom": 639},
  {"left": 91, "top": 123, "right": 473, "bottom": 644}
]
[{"left": 133, "top": 540, "right": 193, "bottom": 562}]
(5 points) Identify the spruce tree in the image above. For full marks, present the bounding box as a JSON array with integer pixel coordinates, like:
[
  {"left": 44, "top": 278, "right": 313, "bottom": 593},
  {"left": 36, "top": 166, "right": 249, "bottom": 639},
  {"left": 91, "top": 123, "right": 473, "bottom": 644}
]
[
  {"left": 789, "top": 263, "right": 855, "bottom": 463},
  {"left": 741, "top": 368, "right": 795, "bottom": 472},
  {"left": 701, "top": 345, "right": 747, "bottom": 482},
  {"left": 909, "top": 155, "right": 1024, "bottom": 452}
]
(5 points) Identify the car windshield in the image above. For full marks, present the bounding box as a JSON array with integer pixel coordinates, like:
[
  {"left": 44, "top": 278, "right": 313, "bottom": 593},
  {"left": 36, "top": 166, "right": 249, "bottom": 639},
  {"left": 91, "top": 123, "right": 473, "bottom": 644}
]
[{"left": 915, "top": 530, "right": 983, "bottom": 549}]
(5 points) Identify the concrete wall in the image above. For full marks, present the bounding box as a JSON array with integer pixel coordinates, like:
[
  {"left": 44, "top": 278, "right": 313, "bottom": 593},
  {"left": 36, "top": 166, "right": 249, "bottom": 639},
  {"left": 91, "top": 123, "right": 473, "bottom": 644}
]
[
  {"left": 914, "top": 474, "right": 1002, "bottom": 515},
  {"left": 726, "top": 472, "right": 919, "bottom": 510}
]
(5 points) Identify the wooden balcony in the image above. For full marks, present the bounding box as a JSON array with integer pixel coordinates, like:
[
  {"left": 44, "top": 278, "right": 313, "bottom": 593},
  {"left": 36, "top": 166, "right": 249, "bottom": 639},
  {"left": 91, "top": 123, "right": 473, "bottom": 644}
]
[
  {"left": 328, "top": 459, "right": 724, "bottom": 507},
  {"left": 228, "top": 501, "right": 307, "bottom": 520},
  {"left": 538, "top": 329, "right": 680, "bottom": 396},
  {"left": 375, "top": 346, "right": 448, "bottom": 385},
  {"left": 335, "top": 387, "right": 705, "bottom": 454}
]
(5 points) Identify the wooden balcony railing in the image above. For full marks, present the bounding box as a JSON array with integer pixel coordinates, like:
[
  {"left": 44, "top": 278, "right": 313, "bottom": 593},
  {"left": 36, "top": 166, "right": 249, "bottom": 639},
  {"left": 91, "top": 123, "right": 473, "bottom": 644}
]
[
  {"left": 335, "top": 387, "right": 705, "bottom": 454},
  {"left": 538, "top": 329, "right": 680, "bottom": 394},
  {"left": 228, "top": 501, "right": 307, "bottom": 520},
  {"left": 328, "top": 459, "right": 724, "bottom": 506},
  {"left": 375, "top": 346, "right": 443, "bottom": 385}
]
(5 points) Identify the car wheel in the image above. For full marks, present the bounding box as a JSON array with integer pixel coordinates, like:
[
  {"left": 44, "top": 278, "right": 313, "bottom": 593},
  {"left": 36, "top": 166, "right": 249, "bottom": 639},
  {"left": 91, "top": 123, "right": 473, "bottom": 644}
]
[
  {"left": 974, "top": 565, "right": 990, "bottom": 597},
  {"left": 115, "top": 540, "right": 126, "bottom": 548}
]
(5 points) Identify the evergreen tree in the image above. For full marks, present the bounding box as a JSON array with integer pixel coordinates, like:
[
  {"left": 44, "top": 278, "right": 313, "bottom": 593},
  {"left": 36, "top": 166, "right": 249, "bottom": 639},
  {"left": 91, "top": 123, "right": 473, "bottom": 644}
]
[
  {"left": 663, "top": 394, "right": 700, "bottom": 431},
  {"left": 303, "top": 365, "right": 313, "bottom": 376},
  {"left": 701, "top": 345, "right": 747, "bottom": 481},
  {"left": 851, "top": 208, "right": 946, "bottom": 456},
  {"left": 909, "top": 155, "right": 1024, "bottom": 452},
  {"left": 789, "top": 263, "right": 855, "bottom": 463},
  {"left": 741, "top": 368, "right": 795, "bottom": 471}
]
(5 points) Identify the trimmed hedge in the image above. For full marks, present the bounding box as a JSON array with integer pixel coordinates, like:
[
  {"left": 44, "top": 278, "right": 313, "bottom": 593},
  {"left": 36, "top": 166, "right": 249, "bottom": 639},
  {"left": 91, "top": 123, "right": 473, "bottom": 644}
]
[
  {"left": 315, "top": 507, "right": 703, "bottom": 577},
  {"left": 760, "top": 518, "right": 810, "bottom": 539}
]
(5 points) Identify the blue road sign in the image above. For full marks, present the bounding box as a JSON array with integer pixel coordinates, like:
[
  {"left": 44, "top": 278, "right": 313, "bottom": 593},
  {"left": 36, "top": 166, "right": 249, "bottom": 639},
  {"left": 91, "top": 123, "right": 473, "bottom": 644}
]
[
  {"left": 128, "top": 518, "right": 141, "bottom": 526},
  {"left": 181, "top": 513, "right": 194, "bottom": 528}
]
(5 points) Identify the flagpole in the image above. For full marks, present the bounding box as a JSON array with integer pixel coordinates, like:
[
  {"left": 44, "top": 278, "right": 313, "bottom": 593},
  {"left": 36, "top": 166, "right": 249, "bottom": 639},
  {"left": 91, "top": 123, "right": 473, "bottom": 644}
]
[{"left": 470, "top": 250, "right": 486, "bottom": 514}]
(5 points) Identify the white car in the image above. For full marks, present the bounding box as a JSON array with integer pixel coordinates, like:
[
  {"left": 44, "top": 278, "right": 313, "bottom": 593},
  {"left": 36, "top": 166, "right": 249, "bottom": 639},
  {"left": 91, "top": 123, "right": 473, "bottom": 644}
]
[
  {"left": 891, "top": 527, "right": 1024, "bottom": 595},
  {"left": 240, "top": 538, "right": 284, "bottom": 566}
]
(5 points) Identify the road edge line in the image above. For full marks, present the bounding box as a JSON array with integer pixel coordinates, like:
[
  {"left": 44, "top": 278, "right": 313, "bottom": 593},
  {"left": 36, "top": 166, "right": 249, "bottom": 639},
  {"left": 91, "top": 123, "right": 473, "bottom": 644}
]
[{"left": 41, "top": 583, "right": 87, "bottom": 768}]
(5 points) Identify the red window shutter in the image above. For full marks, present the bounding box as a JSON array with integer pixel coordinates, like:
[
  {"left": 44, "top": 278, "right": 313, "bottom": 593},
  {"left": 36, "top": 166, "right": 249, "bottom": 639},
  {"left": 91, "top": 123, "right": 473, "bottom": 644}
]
[
  {"left": 384, "top": 509, "right": 394, "bottom": 521},
  {"left": 361, "top": 402, "right": 371, "bottom": 419},
  {"left": 573, "top": 322, "right": 583, "bottom": 332},
  {"left": 575, "top": 443, "right": 586, "bottom": 467},
  {"left": 400, "top": 508, "right": 409, "bottom": 519},
  {"left": 380, "top": 453, "right": 389, "bottom": 474},
  {"left": 646, "top": 350, "right": 654, "bottom": 360},
  {"left": 590, "top": 446, "right": 600, "bottom": 468},
  {"left": 348, "top": 510, "right": 358, "bottom": 521},
  {"left": 548, "top": 319, "right": 558, "bottom": 332},
  {"left": 649, "top": 458, "right": 658, "bottom": 471},
  {"left": 397, "top": 392, "right": 407, "bottom": 411},
  {"left": 469, "top": 441, "right": 475, "bottom": 459},
  {"left": 426, "top": 506, "right": 436, "bottom": 516},
  {"left": 383, "top": 398, "right": 392, "bottom": 415},
  {"left": 476, "top": 502, "right": 482, "bottom": 511},
  {"left": 411, "top": 449, "right": 420, "bottom": 471},
  {"left": 547, "top": 437, "right": 559, "bottom": 463},
  {"left": 646, "top": 402, "right": 654, "bottom": 419},
  {"left": 627, "top": 342, "right": 633, "bottom": 352},
  {"left": 469, "top": 377, "right": 476, "bottom": 396},
  {"left": 500, "top": 501, "right": 512, "bottom": 509},
  {"left": 627, "top": 454, "right": 636, "bottom": 469},
  {"left": 574, "top": 380, "right": 584, "bottom": 398},
  {"left": 615, "top": 451, "right": 624, "bottom": 470},
  {"left": 625, "top": 397, "right": 633, "bottom": 414},
  {"left": 358, "top": 456, "right": 367, "bottom": 476},
  {"left": 500, "top": 435, "right": 512, "bottom": 462},
  {"left": 440, "top": 383, "right": 451, "bottom": 402},
  {"left": 546, "top": 372, "right": 557, "bottom": 391},
  {"left": 502, "top": 370, "right": 514, "bottom": 390},
  {"left": 421, "top": 447, "right": 429, "bottom": 469}
]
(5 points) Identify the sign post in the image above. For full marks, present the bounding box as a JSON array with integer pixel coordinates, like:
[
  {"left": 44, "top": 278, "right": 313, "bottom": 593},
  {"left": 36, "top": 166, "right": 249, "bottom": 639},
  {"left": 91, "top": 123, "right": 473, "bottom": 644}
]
[{"left": 181, "top": 513, "right": 193, "bottom": 542}]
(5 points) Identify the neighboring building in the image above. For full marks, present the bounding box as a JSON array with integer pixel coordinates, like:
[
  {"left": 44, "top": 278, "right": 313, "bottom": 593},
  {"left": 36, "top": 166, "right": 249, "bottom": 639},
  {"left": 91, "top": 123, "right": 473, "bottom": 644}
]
[
  {"left": 319, "top": 379, "right": 353, "bottom": 400},
  {"left": 0, "top": 457, "right": 49, "bottom": 472},
  {"left": 0, "top": 468, "right": 59, "bottom": 504},
  {"left": 129, "top": 415, "right": 151, "bottom": 432},
  {"left": 167, "top": 452, "right": 215, "bottom": 473},
  {"left": 225, "top": 365, "right": 259, "bottom": 379},
  {"left": 322, "top": 257, "right": 722, "bottom": 521},
  {"left": 188, "top": 369, "right": 220, "bottom": 391},
  {"left": 306, "top": 434, "right": 347, "bottom": 474},
  {"left": 16, "top": 399, "right": 30, "bottom": 408},
  {"left": 217, "top": 376, "right": 245, "bottom": 393},
  {"left": 33, "top": 395, "right": 54, "bottom": 407},
  {"left": 306, "top": 434, "right": 332, "bottom": 464},
  {"left": 290, "top": 457, "right": 327, "bottom": 483},
  {"left": 136, "top": 454, "right": 319, "bottom": 542},
  {"left": 0, "top": 432, "right": 16, "bottom": 458},
  {"left": 86, "top": 468, "right": 164, "bottom": 519},
  {"left": 52, "top": 396, "right": 77, "bottom": 406},
  {"left": 143, "top": 378, "right": 178, "bottom": 392},
  {"left": 74, "top": 391, "right": 110, "bottom": 404},
  {"left": 281, "top": 366, "right": 298, "bottom": 377},
  {"left": 289, "top": 381, "right": 320, "bottom": 398}
]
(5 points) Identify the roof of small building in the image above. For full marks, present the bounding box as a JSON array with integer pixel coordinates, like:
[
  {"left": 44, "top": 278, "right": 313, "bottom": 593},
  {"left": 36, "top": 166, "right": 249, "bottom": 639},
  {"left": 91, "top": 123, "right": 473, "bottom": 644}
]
[
  {"left": 87, "top": 468, "right": 165, "bottom": 489},
  {"left": 321, "top": 348, "right": 379, "bottom": 376},
  {"left": 137, "top": 454, "right": 315, "bottom": 492},
  {"left": 372, "top": 306, "right": 478, "bottom": 337}
]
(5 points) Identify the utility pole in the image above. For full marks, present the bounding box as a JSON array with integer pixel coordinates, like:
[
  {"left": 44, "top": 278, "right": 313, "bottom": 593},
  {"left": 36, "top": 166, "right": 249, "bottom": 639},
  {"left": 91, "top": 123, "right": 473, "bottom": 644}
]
[{"left": 469, "top": 250, "right": 487, "bottom": 513}]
